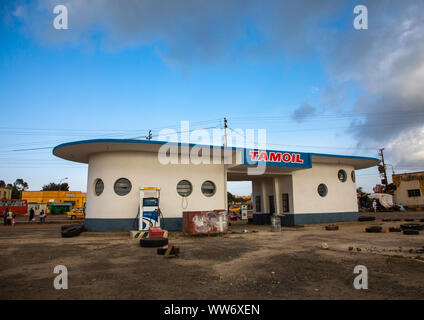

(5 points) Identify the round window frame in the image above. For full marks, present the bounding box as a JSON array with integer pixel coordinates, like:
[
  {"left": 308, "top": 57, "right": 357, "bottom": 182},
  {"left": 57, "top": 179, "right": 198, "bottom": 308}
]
[
  {"left": 113, "top": 178, "right": 132, "bottom": 196},
  {"left": 201, "top": 180, "right": 216, "bottom": 197},
  {"left": 176, "top": 180, "right": 193, "bottom": 197},
  {"left": 94, "top": 178, "right": 104, "bottom": 196},
  {"left": 351, "top": 170, "right": 356, "bottom": 183},
  {"left": 338, "top": 169, "right": 347, "bottom": 182},
  {"left": 317, "top": 183, "right": 328, "bottom": 197}
]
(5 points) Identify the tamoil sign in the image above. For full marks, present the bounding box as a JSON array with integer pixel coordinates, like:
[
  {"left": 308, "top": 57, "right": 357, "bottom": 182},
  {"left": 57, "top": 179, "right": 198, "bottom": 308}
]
[{"left": 244, "top": 149, "right": 311, "bottom": 168}]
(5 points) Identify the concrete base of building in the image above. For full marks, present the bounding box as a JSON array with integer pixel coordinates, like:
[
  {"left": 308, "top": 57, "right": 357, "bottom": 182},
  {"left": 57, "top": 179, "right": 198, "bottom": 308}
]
[
  {"left": 84, "top": 218, "right": 183, "bottom": 231},
  {"left": 253, "top": 212, "right": 358, "bottom": 226},
  {"left": 283, "top": 212, "right": 358, "bottom": 226}
]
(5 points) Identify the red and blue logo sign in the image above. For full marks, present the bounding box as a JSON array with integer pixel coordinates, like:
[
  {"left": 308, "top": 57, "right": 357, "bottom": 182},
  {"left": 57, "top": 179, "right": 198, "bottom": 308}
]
[{"left": 244, "top": 149, "right": 311, "bottom": 168}]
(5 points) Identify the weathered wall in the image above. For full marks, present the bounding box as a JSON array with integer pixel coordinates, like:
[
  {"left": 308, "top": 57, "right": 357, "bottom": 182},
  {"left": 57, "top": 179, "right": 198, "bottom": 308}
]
[{"left": 393, "top": 173, "right": 424, "bottom": 207}]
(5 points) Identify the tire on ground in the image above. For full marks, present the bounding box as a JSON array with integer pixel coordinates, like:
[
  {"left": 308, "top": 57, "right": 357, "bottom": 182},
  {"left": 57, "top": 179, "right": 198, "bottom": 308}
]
[
  {"left": 140, "top": 238, "right": 168, "bottom": 248},
  {"left": 365, "top": 226, "right": 382, "bottom": 233},
  {"left": 61, "top": 226, "right": 82, "bottom": 238},
  {"left": 358, "top": 216, "right": 376, "bottom": 222},
  {"left": 61, "top": 225, "right": 74, "bottom": 231},
  {"left": 325, "top": 225, "right": 339, "bottom": 231},
  {"left": 61, "top": 224, "right": 85, "bottom": 232},
  {"left": 388, "top": 227, "right": 401, "bottom": 232},
  {"left": 400, "top": 224, "right": 422, "bottom": 231},
  {"left": 403, "top": 229, "right": 419, "bottom": 235}
]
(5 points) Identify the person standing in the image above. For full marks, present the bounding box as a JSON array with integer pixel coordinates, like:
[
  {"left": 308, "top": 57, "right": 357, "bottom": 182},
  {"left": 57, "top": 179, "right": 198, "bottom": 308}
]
[
  {"left": 372, "top": 200, "right": 378, "bottom": 213},
  {"left": 3, "top": 208, "right": 7, "bottom": 225},
  {"left": 40, "top": 209, "right": 45, "bottom": 223},
  {"left": 6, "top": 209, "right": 13, "bottom": 226},
  {"left": 29, "top": 207, "right": 35, "bottom": 222}
]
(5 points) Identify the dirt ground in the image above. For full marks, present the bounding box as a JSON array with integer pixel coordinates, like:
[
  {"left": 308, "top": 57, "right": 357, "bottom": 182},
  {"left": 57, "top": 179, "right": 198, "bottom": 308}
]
[{"left": 1, "top": 212, "right": 424, "bottom": 300}]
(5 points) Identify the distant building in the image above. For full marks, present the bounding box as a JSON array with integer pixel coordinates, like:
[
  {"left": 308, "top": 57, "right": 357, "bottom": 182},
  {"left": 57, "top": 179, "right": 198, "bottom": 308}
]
[
  {"left": 0, "top": 187, "right": 12, "bottom": 200},
  {"left": 392, "top": 171, "right": 424, "bottom": 209},
  {"left": 22, "top": 191, "right": 87, "bottom": 214}
]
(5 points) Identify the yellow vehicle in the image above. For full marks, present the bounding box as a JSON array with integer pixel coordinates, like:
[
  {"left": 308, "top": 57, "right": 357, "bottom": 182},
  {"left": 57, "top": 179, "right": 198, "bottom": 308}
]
[
  {"left": 229, "top": 206, "right": 241, "bottom": 213},
  {"left": 66, "top": 209, "right": 85, "bottom": 220}
]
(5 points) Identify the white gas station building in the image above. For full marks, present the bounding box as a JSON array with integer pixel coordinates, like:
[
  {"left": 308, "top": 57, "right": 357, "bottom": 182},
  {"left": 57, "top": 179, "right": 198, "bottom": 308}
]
[{"left": 53, "top": 139, "right": 379, "bottom": 231}]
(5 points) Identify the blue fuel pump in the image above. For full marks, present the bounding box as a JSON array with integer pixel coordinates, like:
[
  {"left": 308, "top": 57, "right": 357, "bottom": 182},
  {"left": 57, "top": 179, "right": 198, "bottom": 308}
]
[{"left": 139, "top": 187, "right": 161, "bottom": 231}]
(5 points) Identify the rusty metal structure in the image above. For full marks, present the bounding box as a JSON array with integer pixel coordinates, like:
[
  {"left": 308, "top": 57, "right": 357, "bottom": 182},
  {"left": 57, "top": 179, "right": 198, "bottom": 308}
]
[{"left": 182, "top": 210, "right": 228, "bottom": 235}]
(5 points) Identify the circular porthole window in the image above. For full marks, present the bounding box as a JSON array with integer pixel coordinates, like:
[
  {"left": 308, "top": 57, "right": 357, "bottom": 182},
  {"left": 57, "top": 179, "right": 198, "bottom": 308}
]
[
  {"left": 201, "top": 181, "right": 216, "bottom": 197},
  {"left": 114, "top": 178, "right": 132, "bottom": 196},
  {"left": 338, "top": 169, "right": 347, "bottom": 182},
  {"left": 317, "top": 184, "right": 328, "bottom": 197},
  {"left": 351, "top": 170, "right": 356, "bottom": 183},
  {"left": 177, "top": 180, "right": 192, "bottom": 197},
  {"left": 94, "top": 179, "right": 104, "bottom": 196}
]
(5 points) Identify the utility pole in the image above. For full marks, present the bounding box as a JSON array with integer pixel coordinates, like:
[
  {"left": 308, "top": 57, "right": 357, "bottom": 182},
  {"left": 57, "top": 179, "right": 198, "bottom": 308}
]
[
  {"left": 378, "top": 148, "right": 388, "bottom": 189},
  {"left": 224, "top": 117, "right": 228, "bottom": 147},
  {"left": 146, "top": 130, "right": 152, "bottom": 141}
]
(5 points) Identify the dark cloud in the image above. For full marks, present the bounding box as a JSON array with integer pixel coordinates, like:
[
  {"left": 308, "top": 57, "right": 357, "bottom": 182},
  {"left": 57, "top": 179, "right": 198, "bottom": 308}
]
[
  {"left": 321, "top": 0, "right": 424, "bottom": 168},
  {"left": 291, "top": 102, "right": 317, "bottom": 123},
  {"left": 5, "top": 0, "right": 344, "bottom": 60}
]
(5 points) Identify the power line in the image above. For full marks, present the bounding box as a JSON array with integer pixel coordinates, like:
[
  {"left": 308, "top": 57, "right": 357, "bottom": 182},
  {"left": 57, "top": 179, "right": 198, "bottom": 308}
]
[
  {"left": 226, "top": 127, "right": 378, "bottom": 151},
  {"left": 12, "top": 147, "right": 53, "bottom": 152},
  {"left": 9, "top": 124, "right": 222, "bottom": 152},
  {"left": 227, "top": 110, "right": 424, "bottom": 121}
]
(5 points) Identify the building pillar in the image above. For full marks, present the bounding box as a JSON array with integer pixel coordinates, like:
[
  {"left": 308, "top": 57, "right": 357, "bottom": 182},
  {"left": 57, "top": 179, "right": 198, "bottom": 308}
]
[
  {"left": 274, "top": 177, "right": 281, "bottom": 214},
  {"left": 261, "top": 179, "right": 268, "bottom": 213},
  {"left": 224, "top": 166, "right": 228, "bottom": 211}
]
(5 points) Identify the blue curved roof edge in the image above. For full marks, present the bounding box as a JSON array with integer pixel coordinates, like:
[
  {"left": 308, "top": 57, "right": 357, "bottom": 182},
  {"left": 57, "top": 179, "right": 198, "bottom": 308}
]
[
  {"left": 52, "top": 138, "right": 380, "bottom": 163},
  {"left": 310, "top": 152, "right": 380, "bottom": 162},
  {"left": 52, "top": 138, "right": 238, "bottom": 153}
]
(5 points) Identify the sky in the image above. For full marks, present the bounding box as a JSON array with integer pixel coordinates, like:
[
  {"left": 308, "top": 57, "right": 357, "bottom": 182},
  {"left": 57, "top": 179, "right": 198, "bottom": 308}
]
[{"left": 1, "top": 0, "right": 424, "bottom": 196}]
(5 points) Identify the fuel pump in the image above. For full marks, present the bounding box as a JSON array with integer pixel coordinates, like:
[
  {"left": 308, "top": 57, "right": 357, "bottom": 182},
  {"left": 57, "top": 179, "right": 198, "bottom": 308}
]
[{"left": 139, "top": 187, "right": 161, "bottom": 231}]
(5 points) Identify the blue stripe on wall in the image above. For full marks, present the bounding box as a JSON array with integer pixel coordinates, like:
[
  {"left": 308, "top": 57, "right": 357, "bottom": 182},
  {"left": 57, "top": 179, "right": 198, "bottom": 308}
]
[
  {"left": 253, "top": 212, "right": 358, "bottom": 226},
  {"left": 85, "top": 213, "right": 357, "bottom": 231},
  {"left": 84, "top": 218, "right": 183, "bottom": 231}
]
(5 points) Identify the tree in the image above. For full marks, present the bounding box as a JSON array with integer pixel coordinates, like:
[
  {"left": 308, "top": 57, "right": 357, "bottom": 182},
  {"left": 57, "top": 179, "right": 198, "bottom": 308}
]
[
  {"left": 0, "top": 180, "right": 5, "bottom": 188},
  {"left": 42, "top": 182, "right": 69, "bottom": 191},
  {"left": 11, "top": 179, "right": 29, "bottom": 199},
  {"left": 227, "top": 191, "right": 236, "bottom": 203}
]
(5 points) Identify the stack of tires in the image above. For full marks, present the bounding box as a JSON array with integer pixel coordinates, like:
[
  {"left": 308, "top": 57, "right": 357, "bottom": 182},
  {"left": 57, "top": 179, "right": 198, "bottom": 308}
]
[
  {"left": 400, "top": 224, "right": 423, "bottom": 235},
  {"left": 61, "top": 224, "right": 85, "bottom": 238}
]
